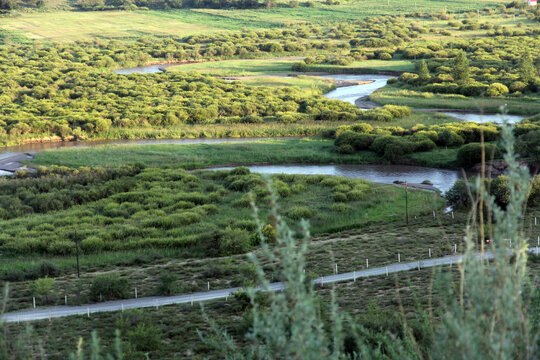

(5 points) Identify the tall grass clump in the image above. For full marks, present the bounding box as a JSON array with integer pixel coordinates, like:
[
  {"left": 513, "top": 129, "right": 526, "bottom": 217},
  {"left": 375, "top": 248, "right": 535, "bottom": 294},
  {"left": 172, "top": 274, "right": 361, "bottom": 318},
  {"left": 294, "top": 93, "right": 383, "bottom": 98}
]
[{"left": 433, "top": 123, "right": 539, "bottom": 359}]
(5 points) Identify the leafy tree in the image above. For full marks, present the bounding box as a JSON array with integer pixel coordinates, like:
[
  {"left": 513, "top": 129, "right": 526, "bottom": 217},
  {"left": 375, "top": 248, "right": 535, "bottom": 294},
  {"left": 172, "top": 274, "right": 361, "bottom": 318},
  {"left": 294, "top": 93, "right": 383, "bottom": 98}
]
[
  {"left": 451, "top": 50, "right": 470, "bottom": 84},
  {"left": 0, "top": 0, "right": 17, "bottom": 9},
  {"left": 418, "top": 59, "right": 430, "bottom": 82},
  {"left": 30, "top": 277, "right": 55, "bottom": 302},
  {"left": 517, "top": 51, "right": 536, "bottom": 84}
]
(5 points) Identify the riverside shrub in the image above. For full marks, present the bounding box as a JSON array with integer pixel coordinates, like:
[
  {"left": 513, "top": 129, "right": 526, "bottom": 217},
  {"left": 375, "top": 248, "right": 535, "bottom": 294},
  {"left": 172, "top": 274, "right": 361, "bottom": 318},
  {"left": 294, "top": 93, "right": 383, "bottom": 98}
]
[{"left": 457, "top": 143, "right": 501, "bottom": 167}]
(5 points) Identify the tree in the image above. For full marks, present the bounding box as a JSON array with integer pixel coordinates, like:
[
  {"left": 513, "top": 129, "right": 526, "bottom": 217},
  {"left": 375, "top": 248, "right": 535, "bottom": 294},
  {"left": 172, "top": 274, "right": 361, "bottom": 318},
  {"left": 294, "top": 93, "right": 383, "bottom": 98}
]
[
  {"left": 517, "top": 51, "right": 536, "bottom": 84},
  {"left": 452, "top": 50, "right": 470, "bottom": 84},
  {"left": 0, "top": 0, "right": 17, "bottom": 10},
  {"left": 418, "top": 59, "right": 430, "bottom": 82}
]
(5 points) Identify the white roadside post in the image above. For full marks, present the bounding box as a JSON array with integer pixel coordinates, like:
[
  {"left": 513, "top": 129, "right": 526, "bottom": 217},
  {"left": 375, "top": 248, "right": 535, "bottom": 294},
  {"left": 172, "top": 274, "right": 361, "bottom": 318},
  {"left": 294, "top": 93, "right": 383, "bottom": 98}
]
[
  {"left": 428, "top": 248, "right": 431, "bottom": 257},
  {"left": 33, "top": 297, "right": 36, "bottom": 309},
  {"left": 135, "top": 288, "right": 137, "bottom": 299},
  {"left": 386, "top": 266, "right": 389, "bottom": 277},
  {"left": 353, "top": 271, "right": 356, "bottom": 282},
  {"left": 398, "top": 253, "right": 401, "bottom": 263},
  {"left": 366, "top": 259, "right": 369, "bottom": 268},
  {"left": 207, "top": 282, "right": 210, "bottom": 291}
]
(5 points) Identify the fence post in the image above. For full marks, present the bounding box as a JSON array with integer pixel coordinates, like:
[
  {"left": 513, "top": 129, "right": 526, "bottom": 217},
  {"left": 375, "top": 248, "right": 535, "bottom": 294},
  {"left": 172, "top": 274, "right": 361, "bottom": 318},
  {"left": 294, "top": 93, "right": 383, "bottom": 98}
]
[
  {"left": 366, "top": 259, "right": 369, "bottom": 268},
  {"left": 454, "top": 244, "right": 457, "bottom": 253},
  {"left": 207, "top": 282, "right": 210, "bottom": 291},
  {"left": 335, "top": 264, "right": 338, "bottom": 274},
  {"left": 398, "top": 253, "right": 401, "bottom": 263},
  {"left": 65, "top": 295, "right": 67, "bottom": 305},
  {"left": 428, "top": 248, "right": 431, "bottom": 257},
  {"left": 33, "top": 297, "right": 36, "bottom": 309},
  {"left": 135, "top": 288, "right": 137, "bottom": 299},
  {"left": 353, "top": 271, "right": 356, "bottom": 282}
]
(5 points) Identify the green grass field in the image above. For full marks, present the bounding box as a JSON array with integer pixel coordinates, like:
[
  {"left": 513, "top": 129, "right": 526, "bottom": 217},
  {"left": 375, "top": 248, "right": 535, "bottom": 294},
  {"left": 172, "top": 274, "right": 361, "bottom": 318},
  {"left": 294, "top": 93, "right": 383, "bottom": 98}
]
[
  {"left": 29, "top": 139, "right": 383, "bottom": 168},
  {"left": 167, "top": 59, "right": 297, "bottom": 76},
  {"left": 0, "top": 0, "right": 508, "bottom": 42},
  {"left": 371, "top": 86, "right": 540, "bottom": 115},
  {"left": 304, "top": 59, "right": 417, "bottom": 74}
]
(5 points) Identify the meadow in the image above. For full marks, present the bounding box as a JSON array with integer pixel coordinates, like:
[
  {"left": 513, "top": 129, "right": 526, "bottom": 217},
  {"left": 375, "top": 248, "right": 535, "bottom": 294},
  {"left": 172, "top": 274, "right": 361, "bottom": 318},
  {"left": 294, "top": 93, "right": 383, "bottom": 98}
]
[{"left": 0, "top": 0, "right": 509, "bottom": 43}]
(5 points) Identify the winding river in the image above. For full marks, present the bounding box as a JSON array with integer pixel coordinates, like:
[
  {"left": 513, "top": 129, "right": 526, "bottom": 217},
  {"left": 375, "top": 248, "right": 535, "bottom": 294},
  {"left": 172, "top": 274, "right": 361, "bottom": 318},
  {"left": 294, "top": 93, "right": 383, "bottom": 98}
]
[{"left": 2, "top": 66, "right": 503, "bottom": 191}]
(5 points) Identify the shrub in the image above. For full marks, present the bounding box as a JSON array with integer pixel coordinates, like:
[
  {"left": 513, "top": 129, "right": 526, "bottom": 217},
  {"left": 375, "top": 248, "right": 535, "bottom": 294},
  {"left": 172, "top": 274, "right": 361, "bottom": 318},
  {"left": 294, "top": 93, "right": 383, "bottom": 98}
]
[
  {"left": 378, "top": 52, "right": 392, "bottom": 60},
  {"left": 457, "top": 143, "right": 501, "bottom": 167},
  {"left": 156, "top": 272, "right": 178, "bottom": 296},
  {"left": 346, "top": 190, "right": 365, "bottom": 201},
  {"left": 89, "top": 274, "right": 130, "bottom": 301},
  {"left": 128, "top": 323, "right": 162, "bottom": 352},
  {"left": 486, "top": 83, "right": 509, "bottom": 97},
  {"left": 38, "top": 261, "right": 59, "bottom": 278},
  {"left": 218, "top": 227, "right": 252, "bottom": 256},
  {"left": 286, "top": 206, "right": 313, "bottom": 220},
  {"left": 330, "top": 203, "right": 349, "bottom": 212},
  {"left": 437, "top": 129, "right": 465, "bottom": 147},
  {"left": 30, "top": 277, "right": 55, "bottom": 301},
  {"left": 491, "top": 175, "right": 510, "bottom": 206},
  {"left": 382, "top": 105, "right": 412, "bottom": 118},
  {"left": 47, "top": 240, "right": 74, "bottom": 255},
  {"left": 80, "top": 236, "right": 105, "bottom": 253},
  {"left": 445, "top": 180, "right": 471, "bottom": 208}
]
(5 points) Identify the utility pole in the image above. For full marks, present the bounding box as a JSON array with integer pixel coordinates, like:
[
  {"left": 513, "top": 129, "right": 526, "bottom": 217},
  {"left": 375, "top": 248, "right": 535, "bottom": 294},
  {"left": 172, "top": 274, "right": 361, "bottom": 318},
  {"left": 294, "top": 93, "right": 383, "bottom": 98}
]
[
  {"left": 405, "top": 181, "right": 409, "bottom": 225},
  {"left": 75, "top": 238, "right": 80, "bottom": 278}
]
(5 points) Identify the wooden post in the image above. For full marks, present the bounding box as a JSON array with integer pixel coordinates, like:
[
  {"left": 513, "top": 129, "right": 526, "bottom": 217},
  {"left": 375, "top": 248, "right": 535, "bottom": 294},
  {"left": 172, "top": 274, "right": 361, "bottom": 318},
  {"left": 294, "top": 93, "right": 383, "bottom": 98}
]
[{"left": 405, "top": 181, "right": 409, "bottom": 225}]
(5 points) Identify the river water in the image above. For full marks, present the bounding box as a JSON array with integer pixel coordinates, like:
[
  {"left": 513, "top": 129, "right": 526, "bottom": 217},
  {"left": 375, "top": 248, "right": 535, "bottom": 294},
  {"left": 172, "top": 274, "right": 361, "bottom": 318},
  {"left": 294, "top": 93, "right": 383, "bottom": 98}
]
[
  {"left": 321, "top": 75, "right": 525, "bottom": 124},
  {"left": 209, "top": 164, "right": 460, "bottom": 193},
  {"left": 0, "top": 137, "right": 291, "bottom": 155}
]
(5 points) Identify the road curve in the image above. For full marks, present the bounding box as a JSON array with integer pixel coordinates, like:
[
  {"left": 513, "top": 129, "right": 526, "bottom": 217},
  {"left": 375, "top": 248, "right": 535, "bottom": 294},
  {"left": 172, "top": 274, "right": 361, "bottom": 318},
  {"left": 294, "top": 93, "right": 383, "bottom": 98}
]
[{"left": 3, "top": 249, "right": 537, "bottom": 323}]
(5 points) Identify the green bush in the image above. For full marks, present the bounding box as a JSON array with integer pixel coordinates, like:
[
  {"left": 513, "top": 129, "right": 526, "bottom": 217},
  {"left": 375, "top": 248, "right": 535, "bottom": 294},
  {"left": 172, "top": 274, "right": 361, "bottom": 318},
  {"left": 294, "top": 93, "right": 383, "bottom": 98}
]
[
  {"left": 486, "top": 83, "right": 509, "bottom": 97},
  {"left": 286, "top": 206, "right": 313, "bottom": 220},
  {"left": 89, "top": 274, "right": 130, "bottom": 301},
  {"left": 217, "top": 227, "right": 252, "bottom": 256},
  {"left": 30, "top": 277, "right": 55, "bottom": 301},
  {"left": 80, "top": 236, "right": 105, "bottom": 253},
  {"left": 444, "top": 180, "right": 472, "bottom": 208},
  {"left": 128, "top": 323, "right": 162, "bottom": 352},
  {"left": 437, "top": 129, "right": 465, "bottom": 147},
  {"left": 456, "top": 143, "right": 502, "bottom": 167},
  {"left": 156, "top": 272, "right": 178, "bottom": 296}
]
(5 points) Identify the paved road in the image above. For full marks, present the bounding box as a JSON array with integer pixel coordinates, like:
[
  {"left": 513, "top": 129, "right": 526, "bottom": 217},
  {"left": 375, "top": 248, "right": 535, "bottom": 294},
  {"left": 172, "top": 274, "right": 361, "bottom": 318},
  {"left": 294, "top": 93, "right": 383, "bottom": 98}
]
[{"left": 3, "top": 249, "right": 537, "bottom": 323}]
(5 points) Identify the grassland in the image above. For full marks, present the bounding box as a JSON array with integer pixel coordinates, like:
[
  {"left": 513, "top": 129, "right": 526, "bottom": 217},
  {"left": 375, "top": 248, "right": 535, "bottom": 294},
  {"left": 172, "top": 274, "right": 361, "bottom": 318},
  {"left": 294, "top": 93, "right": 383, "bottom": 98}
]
[
  {"left": 371, "top": 86, "right": 540, "bottom": 116},
  {"left": 0, "top": 10, "right": 267, "bottom": 42},
  {"left": 167, "top": 59, "right": 298, "bottom": 75},
  {"left": 0, "top": 0, "right": 509, "bottom": 43},
  {"left": 29, "top": 136, "right": 460, "bottom": 170}
]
